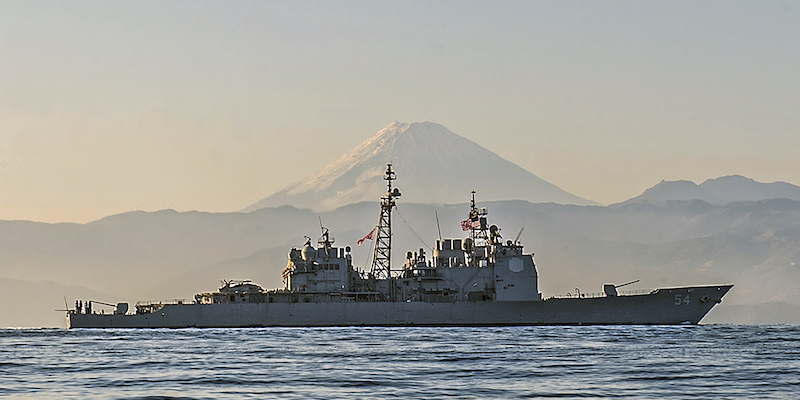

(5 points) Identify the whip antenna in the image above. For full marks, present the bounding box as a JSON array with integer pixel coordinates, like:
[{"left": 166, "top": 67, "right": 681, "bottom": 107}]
[
  {"left": 514, "top": 227, "right": 525, "bottom": 244},
  {"left": 435, "top": 211, "right": 442, "bottom": 242}
]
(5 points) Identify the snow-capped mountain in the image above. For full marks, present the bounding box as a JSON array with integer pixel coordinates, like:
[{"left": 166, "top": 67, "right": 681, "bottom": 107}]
[
  {"left": 242, "top": 122, "right": 596, "bottom": 212},
  {"left": 617, "top": 175, "right": 800, "bottom": 206}
]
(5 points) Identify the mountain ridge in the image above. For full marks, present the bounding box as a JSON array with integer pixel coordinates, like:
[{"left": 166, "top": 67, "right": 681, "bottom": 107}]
[{"left": 616, "top": 175, "right": 800, "bottom": 206}]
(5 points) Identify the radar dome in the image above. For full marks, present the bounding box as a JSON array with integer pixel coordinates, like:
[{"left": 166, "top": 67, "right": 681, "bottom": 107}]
[{"left": 301, "top": 244, "right": 315, "bottom": 261}]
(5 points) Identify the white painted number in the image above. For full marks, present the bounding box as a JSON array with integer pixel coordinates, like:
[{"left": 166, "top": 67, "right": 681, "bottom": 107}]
[{"left": 674, "top": 295, "right": 691, "bottom": 306}]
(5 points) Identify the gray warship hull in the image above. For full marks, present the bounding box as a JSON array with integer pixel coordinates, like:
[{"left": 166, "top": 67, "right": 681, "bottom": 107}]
[
  {"left": 65, "top": 165, "right": 734, "bottom": 329},
  {"left": 68, "top": 285, "right": 732, "bottom": 328}
]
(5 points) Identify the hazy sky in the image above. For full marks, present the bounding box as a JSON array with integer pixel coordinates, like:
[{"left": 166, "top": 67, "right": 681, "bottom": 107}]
[{"left": 2, "top": 1, "right": 799, "bottom": 223}]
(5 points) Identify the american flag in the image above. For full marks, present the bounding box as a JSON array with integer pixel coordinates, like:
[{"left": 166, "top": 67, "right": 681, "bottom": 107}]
[
  {"left": 357, "top": 227, "right": 376, "bottom": 246},
  {"left": 461, "top": 217, "right": 480, "bottom": 231}
]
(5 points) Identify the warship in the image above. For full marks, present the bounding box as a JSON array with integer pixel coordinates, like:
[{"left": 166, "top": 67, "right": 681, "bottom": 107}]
[{"left": 67, "top": 165, "right": 732, "bottom": 328}]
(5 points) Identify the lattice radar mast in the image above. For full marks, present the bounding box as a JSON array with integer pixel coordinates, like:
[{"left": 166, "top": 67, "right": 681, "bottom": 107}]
[{"left": 370, "top": 164, "right": 401, "bottom": 279}]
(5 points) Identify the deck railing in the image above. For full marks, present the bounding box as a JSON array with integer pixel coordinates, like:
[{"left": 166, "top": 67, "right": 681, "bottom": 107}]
[
  {"left": 547, "top": 289, "right": 655, "bottom": 300},
  {"left": 134, "top": 299, "right": 188, "bottom": 306}
]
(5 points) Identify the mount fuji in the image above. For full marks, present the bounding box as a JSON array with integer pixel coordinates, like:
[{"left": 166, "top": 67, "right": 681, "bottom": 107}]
[{"left": 242, "top": 122, "right": 596, "bottom": 212}]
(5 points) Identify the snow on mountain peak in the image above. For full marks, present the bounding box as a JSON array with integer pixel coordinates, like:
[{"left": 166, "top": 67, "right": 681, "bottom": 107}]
[{"left": 242, "top": 122, "right": 596, "bottom": 212}]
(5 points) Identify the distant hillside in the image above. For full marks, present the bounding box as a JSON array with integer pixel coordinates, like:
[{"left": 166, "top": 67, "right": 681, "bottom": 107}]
[
  {"left": 242, "top": 122, "right": 596, "bottom": 212},
  {"left": 0, "top": 207, "right": 323, "bottom": 301},
  {"left": 0, "top": 278, "right": 115, "bottom": 328},
  {"left": 3, "top": 198, "right": 800, "bottom": 326},
  {"left": 616, "top": 175, "right": 800, "bottom": 206},
  {"left": 701, "top": 175, "right": 800, "bottom": 203}
]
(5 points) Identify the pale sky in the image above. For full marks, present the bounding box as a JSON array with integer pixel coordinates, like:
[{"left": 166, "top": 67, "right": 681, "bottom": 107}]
[{"left": 2, "top": 1, "right": 799, "bottom": 223}]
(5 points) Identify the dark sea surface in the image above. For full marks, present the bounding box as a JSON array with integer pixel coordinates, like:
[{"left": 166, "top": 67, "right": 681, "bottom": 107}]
[{"left": 1, "top": 325, "right": 799, "bottom": 399}]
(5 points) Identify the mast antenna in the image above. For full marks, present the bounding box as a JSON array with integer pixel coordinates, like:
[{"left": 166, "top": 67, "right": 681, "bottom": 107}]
[
  {"left": 317, "top": 217, "right": 333, "bottom": 249},
  {"left": 514, "top": 227, "right": 525, "bottom": 245},
  {"left": 435, "top": 211, "right": 442, "bottom": 242},
  {"left": 468, "top": 191, "right": 488, "bottom": 246}
]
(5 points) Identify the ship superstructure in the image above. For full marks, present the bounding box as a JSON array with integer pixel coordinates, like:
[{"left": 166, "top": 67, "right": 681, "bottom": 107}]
[{"left": 67, "top": 165, "right": 732, "bottom": 328}]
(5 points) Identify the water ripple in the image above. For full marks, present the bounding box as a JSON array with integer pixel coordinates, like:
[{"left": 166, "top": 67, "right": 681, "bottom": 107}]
[{"left": 0, "top": 325, "right": 798, "bottom": 399}]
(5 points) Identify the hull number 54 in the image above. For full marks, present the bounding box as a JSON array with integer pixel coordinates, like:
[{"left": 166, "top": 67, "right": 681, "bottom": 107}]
[{"left": 674, "top": 295, "right": 690, "bottom": 306}]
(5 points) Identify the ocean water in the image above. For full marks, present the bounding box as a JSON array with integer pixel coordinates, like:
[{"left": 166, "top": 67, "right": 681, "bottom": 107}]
[{"left": 1, "top": 325, "right": 799, "bottom": 399}]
